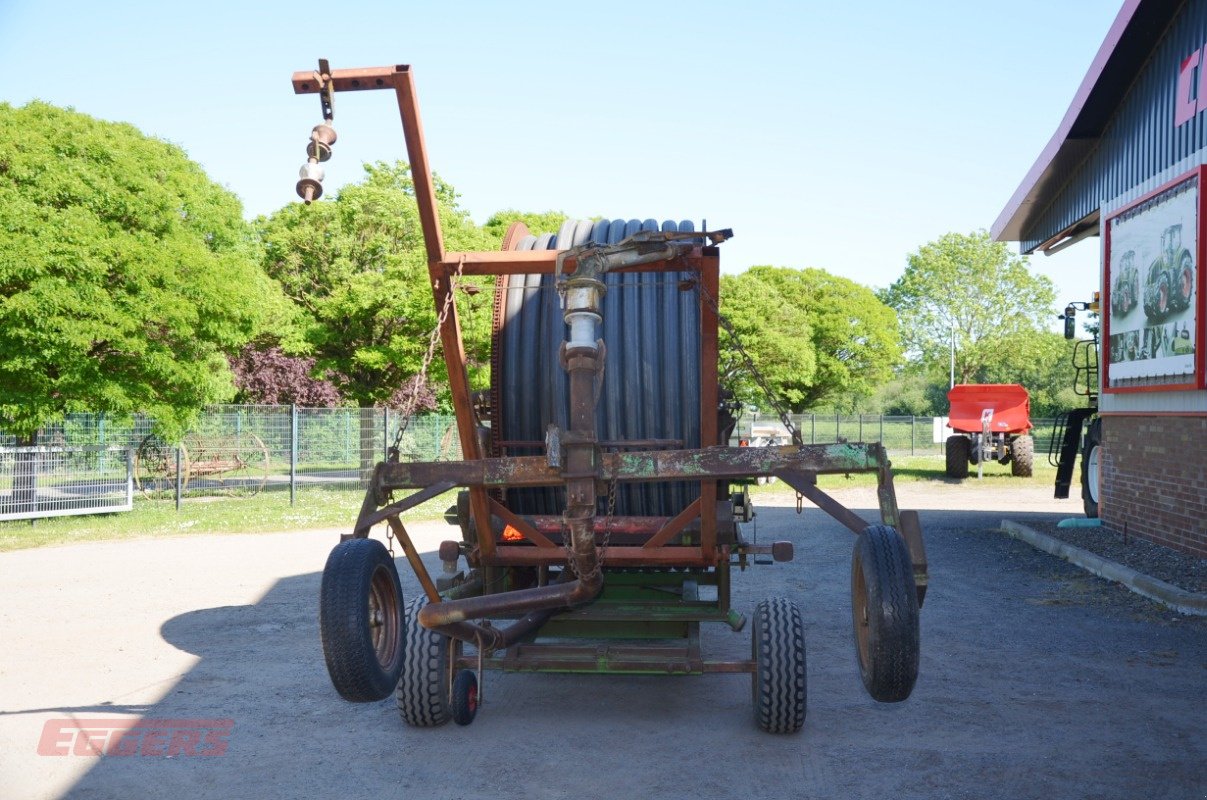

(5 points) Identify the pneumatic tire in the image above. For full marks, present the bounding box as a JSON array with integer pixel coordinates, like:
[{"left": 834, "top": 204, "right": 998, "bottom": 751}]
[
  {"left": 851, "top": 525, "right": 920, "bottom": 703},
  {"left": 452, "top": 670, "right": 479, "bottom": 726},
  {"left": 1010, "top": 434, "right": 1034, "bottom": 477},
  {"left": 751, "top": 597, "right": 807, "bottom": 734},
  {"left": 945, "top": 435, "right": 970, "bottom": 479},
  {"left": 1081, "top": 418, "right": 1101, "bottom": 518},
  {"left": 319, "top": 538, "right": 404, "bottom": 702},
  {"left": 396, "top": 598, "right": 454, "bottom": 727}
]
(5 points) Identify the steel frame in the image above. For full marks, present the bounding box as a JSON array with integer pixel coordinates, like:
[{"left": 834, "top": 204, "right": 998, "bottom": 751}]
[{"left": 293, "top": 63, "right": 928, "bottom": 673}]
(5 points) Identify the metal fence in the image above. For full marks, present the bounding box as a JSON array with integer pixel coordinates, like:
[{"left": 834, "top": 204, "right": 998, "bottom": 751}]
[
  {"left": 0, "top": 446, "right": 133, "bottom": 521},
  {"left": 733, "top": 413, "right": 1064, "bottom": 458},
  {"left": 0, "top": 407, "right": 1064, "bottom": 520}
]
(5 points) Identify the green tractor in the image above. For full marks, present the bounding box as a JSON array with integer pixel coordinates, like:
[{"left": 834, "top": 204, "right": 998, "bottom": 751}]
[
  {"left": 1142, "top": 223, "right": 1194, "bottom": 321},
  {"left": 1111, "top": 249, "right": 1139, "bottom": 316}
]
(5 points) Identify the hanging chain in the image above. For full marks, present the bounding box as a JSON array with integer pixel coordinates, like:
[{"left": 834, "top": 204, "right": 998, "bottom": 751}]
[
  {"left": 694, "top": 279, "right": 802, "bottom": 446},
  {"left": 385, "top": 521, "right": 396, "bottom": 557},
  {"left": 389, "top": 255, "right": 466, "bottom": 462},
  {"left": 561, "top": 475, "right": 618, "bottom": 583}
]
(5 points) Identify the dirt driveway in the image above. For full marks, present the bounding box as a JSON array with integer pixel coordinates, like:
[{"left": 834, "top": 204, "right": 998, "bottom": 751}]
[{"left": 1, "top": 484, "right": 1203, "bottom": 799}]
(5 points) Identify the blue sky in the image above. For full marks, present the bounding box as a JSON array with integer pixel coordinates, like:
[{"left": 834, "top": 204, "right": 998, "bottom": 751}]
[{"left": 0, "top": 1, "right": 1118, "bottom": 312}]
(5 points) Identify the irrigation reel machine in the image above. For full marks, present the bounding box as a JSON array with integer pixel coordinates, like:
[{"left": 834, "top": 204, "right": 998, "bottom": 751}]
[{"left": 293, "top": 61, "right": 928, "bottom": 733}]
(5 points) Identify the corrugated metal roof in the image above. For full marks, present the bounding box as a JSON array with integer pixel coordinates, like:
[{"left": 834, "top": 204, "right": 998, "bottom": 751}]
[{"left": 992, "top": 0, "right": 1185, "bottom": 248}]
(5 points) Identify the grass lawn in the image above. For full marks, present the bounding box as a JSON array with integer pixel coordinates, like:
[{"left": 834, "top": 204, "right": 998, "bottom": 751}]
[{"left": 0, "top": 454, "right": 1059, "bottom": 553}]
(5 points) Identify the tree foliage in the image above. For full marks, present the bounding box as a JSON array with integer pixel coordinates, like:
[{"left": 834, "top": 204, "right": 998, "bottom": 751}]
[
  {"left": 0, "top": 101, "right": 275, "bottom": 441},
  {"left": 230, "top": 344, "right": 341, "bottom": 407},
  {"left": 482, "top": 209, "right": 569, "bottom": 242},
  {"left": 880, "top": 231, "right": 1057, "bottom": 386},
  {"left": 256, "top": 162, "right": 497, "bottom": 410},
  {"left": 719, "top": 266, "right": 901, "bottom": 412}
]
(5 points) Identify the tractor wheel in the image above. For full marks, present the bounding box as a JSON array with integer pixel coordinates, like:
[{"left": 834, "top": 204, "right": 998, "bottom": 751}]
[
  {"left": 1175, "top": 252, "right": 1194, "bottom": 311},
  {"left": 1157, "top": 273, "right": 1171, "bottom": 316},
  {"left": 319, "top": 538, "right": 404, "bottom": 702},
  {"left": 451, "top": 670, "right": 479, "bottom": 726},
  {"left": 396, "top": 598, "right": 455, "bottom": 727},
  {"left": 851, "top": 525, "right": 920, "bottom": 703},
  {"left": 1081, "top": 419, "right": 1102, "bottom": 518},
  {"left": 944, "top": 435, "right": 970, "bottom": 479},
  {"left": 1010, "top": 435, "right": 1034, "bottom": 477},
  {"left": 751, "top": 598, "right": 807, "bottom": 734}
]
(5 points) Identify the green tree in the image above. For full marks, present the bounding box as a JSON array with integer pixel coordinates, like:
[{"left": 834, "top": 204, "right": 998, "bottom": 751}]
[
  {"left": 880, "top": 231, "right": 1057, "bottom": 386},
  {"left": 719, "top": 266, "right": 901, "bottom": 412},
  {"left": 256, "top": 161, "right": 497, "bottom": 412},
  {"left": 0, "top": 101, "right": 274, "bottom": 444},
  {"left": 482, "top": 209, "right": 569, "bottom": 242},
  {"left": 718, "top": 272, "right": 817, "bottom": 411}
]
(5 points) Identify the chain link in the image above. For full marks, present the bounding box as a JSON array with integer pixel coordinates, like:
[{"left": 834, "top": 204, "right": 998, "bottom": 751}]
[
  {"left": 389, "top": 256, "right": 466, "bottom": 462},
  {"left": 694, "top": 279, "right": 803, "bottom": 446},
  {"left": 561, "top": 475, "right": 617, "bottom": 583}
]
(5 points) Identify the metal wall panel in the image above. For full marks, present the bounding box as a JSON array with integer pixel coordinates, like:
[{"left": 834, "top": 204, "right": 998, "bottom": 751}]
[{"left": 1022, "top": 0, "right": 1207, "bottom": 250}]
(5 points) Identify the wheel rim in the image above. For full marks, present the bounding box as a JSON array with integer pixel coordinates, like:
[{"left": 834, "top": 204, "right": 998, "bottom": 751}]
[
  {"left": 852, "top": 556, "right": 871, "bottom": 670},
  {"left": 1087, "top": 444, "right": 1101, "bottom": 504},
  {"left": 368, "top": 565, "right": 401, "bottom": 669},
  {"left": 467, "top": 683, "right": 478, "bottom": 714},
  {"left": 1159, "top": 282, "right": 1168, "bottom": 313}
]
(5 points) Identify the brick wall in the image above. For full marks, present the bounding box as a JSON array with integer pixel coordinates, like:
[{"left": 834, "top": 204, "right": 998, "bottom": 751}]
[{"left": 1101, "top": 415, "right": 1207, "bottom": 557}]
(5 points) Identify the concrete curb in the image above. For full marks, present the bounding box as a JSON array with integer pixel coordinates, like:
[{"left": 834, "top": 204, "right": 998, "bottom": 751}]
[{"left": 1000, "top": 520, "right": 1207, "bottom": 617}]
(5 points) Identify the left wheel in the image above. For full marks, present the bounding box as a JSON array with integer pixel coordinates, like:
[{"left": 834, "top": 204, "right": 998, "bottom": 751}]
[
  {"left": 851, "top": 525, "right": 920, "bottom": 703},
  {"left": 452, "top": 670, "right": 479, "bottom": 726},
  {"left": 319, "top": 538, "right": 404, "bottom": 702},
  {"left": 751, "top": 597, "right": 807, "bottom": 734}
]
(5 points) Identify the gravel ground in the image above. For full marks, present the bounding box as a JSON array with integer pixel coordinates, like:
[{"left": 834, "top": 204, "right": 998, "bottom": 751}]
[
  {"left": 1005, "top": 516, "right": 1207, "bottom": 594},
  {"left": 2, "top": 483, "right": 1205, "bottom": 799}
]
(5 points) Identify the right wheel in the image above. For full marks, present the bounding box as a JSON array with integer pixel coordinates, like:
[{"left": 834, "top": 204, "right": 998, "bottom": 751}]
[
  {"left": 751, "top": 597, "right": 807, "bottom": 734},
  {"left": 1010, "top": 434, "right": 1034, "bottom": 477},
  {"left": 396, "top": 598, "right": 455, "bottom": 727},
  {"left": 451, "top": 670, "right": 479, "bottom": 726},
  {"left": 944, "top": 435, "right": 970, "bottom": 479},
  {"left": 319, "top": 538, "right": 404, "bottom": 702},
  {"left": 851, "top": 525, "right": 920, "bottom": 703},
  {"left": 1081, "top": 418, "right": 1101, "bottom": 518}
]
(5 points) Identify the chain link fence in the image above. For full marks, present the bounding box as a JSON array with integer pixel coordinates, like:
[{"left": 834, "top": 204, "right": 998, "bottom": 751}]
[
  {"left": 1, "top": 406, "right": 1063, "bottom": 521},
  {"left": 732, "top": 413, "right": 1063, "bottom": 459}
]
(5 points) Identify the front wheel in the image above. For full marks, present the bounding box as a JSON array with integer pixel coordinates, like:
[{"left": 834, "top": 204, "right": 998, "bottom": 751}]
[
  {"left": 397, "top": 598, "right": 455, "bottom": 727},
  {"left": 1010, "top": 435, "right": 1034, "bottom": 477},
  {"left": 451, "top": 670, "right": 479, "bottom": 726},
  {"left": 851, "top": 525, "right": 920, "bottom": 703},
  {"left": 945, "top": 436, "right": 970, "bottom": 479},
  {"left": 751, "top": 598, "right": 807, "bottom": 734},
  {"left": 1081, "top": 419, "right": 1101, "bottom": 518},
  {"left": 319, "top": 538, "right": 405, "bottom": 702}
]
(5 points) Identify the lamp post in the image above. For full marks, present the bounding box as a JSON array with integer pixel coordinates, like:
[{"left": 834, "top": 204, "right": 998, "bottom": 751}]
[{"left": 949, "top": 321, "right": 956, "bottom": 389}]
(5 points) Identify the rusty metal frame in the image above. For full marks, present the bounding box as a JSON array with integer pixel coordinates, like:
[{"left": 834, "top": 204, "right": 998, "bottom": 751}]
[{"left": 293, "top": 64, "right": 928, "bottom": 657}]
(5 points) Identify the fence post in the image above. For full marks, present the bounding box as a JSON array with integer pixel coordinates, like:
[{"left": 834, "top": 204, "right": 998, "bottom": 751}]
[
  {"left": 810, "top": 414, "right": 815, "bottom": 444},
  {"left": 858, "top": 414, "right": 863, "bottom": 442},
  {"left": 125, "top": 448, "right": 134, "bottom": 509},
  {"left": 174, "top": 446, "right": 182, "bottom": 511},
  {"left": 290, "top": 404, "right": 298, "bottom": 506},
  {"left": 836, "top": 412, "right": 840, "bottom": 441},
  {"left": 879, "top": 414, "right": 884, "bottom": 445},
  {"left": 910, "top": 416, "right": 915, "bottom": 456},
  {"left": 383, "top": 408, "right": 390, "bottom": 463}
]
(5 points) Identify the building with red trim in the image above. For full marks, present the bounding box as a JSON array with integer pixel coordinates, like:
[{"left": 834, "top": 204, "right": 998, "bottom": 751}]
[{"left": 993, "top": 0, "right": 1207, "bottom": 556}]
